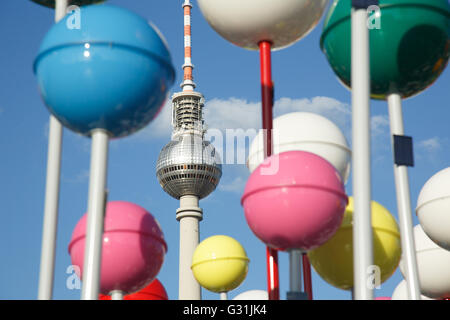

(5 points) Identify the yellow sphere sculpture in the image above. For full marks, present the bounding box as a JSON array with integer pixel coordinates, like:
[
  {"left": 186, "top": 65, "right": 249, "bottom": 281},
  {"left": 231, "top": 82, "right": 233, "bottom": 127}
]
[
  {"left": 308, "top": 197, "right": 401, "bottom": 290},
  {"left": 191, "top": 235, "right": 249, "bottom": 293}
]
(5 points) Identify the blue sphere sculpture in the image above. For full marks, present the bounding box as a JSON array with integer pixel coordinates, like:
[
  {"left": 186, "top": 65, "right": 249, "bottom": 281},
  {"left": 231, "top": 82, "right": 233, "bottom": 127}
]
[{"left": 34, "top": 5, "right": 175, "bottom": 138}]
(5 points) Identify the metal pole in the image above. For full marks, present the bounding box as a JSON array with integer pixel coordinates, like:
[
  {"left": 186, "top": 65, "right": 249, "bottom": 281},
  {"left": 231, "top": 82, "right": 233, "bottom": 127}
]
[
  {"left": 387, "top": 93, "right": 421, "bottom": 300},
  {"left": 81, "top": 129, "right": 109, "bottom": 300},
  {"left": 302, "top": 253, "right": 313, "bottom": 300},
  {"left": 259, "top": 40, "right": 280, "bottom": 301},
  {"left": 289, "top": 250, "right": 302, "bottom": 292},
  {"left": 110, "top": 290, "right": 124, "bottom": 300},
  {"left": 259, "top": 41, "right": 273, "bottom": 158},
  {"left": 289, "top": 250, "right": 302, "bottom": 293},
  {"left": 177, "top": 195, "right": 202, "bottom": 300},
  {"left": 220, "top": 292, "right": 228, "bottom": 300},
  {"left": 54, "top": 0, "right": 68, "bottom": 21},
  {"left": 351, "top": 5, "right": 374, "bottom": 300},
  {"left": 37, "top": 0, "right": 68, "bottom": 300},
  {"left": 286, "top": 250, "right": 309, "bottom": 300}
]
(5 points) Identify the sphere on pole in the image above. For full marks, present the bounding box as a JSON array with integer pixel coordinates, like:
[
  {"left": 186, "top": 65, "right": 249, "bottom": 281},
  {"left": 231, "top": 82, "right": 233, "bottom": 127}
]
[
  {"left": 242, "top": 151, "right": 348, "bottom": 251},
  {"left": 321, "top": 0, "right": 450, "bottom": 99},
  {"left": 191, "top": 235, "right": 249, "bottom": 294},
  {"left": 34, "top": 4, "right": 175, "bottom": 138},
  {"left": 416, "top": 167, "right": 450, "bottom": 250},
  {"left": 68, "top": 201, "right": 167, "bottom": 295},
  {"left": 308, "top": 197, "right": 402, "bottom": 290},
  {"left": 233, "top": 290, "right": 268, "bottom": 300},
  {"left": 392, "top": 280, "right": 434, "bottom": 300},
  {"left": 197, "top": 0, "right": 328, "bottom": 50},
  {"left": 99, "top": 279, "right": 169, "bottom": 300},
  {"left": 399, "top": 225, "right": 450, "bottom": 299}
]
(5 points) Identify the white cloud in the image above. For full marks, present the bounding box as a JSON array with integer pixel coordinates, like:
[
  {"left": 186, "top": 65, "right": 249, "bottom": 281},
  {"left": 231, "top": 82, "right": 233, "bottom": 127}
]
[
  {"left": 218, "top": 175, "right": 247, "bottom": 193},
  {"left": 204, "top": 98, "right": 261, "bottom": 131},
  {"left": 417, "top": 137, "right": 442, "bottom": 153},
  {"left": 124, "top": 96, "right": 394, "bottom": 162},
  {"left": 127, "top": 95, "right": 353, "bottom": 141},
  {"left": 274, "top": 96, "right": 351, "bottom": 135},
  {"left": 371, "top": 115, "right": 390, "bottom": 137},
  {"left": 204, "top": 96, "right": 391, "bottom": 147},
  {"left": 131, "top": 99, "right": 173, "bottom": 141},
  {"left": 203, "top": 96, "right": 353, "bottom": 165},
  {"left": 414, "top": 137, "right": 447, "bottom": 166},
  {"left": 204, "top": 96, "right": 351, "bottom": 135},
  {"left": 370, "top": 114, "right": 391, "bottom": 157},
  {"left": 63, "top": 169, "right": 89, "bottom": 183}
]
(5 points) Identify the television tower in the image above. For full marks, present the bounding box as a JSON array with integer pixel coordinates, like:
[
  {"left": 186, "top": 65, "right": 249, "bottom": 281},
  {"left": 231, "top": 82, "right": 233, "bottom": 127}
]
[{"left": 156, "top": 0, "right": 222, "bottom": 300}]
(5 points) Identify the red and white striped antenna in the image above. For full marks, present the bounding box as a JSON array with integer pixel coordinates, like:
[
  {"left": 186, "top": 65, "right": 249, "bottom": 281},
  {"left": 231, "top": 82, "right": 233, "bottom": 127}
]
[
  {"left": 182, "top": 0, "right": 195, "bottom": 92},
  {"left": 171, "top": 0, "right": 205, "bottom": 137}
]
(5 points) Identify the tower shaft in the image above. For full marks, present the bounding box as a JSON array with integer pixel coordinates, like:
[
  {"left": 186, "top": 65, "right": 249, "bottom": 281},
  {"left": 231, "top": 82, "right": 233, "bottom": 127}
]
[{"left": 177, "top": 195, "right": 202, "bottom": 300}]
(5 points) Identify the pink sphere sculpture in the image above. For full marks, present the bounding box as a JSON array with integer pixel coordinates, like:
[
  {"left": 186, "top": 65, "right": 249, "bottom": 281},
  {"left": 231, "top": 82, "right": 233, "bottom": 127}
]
[
  {"left": 68, "top": 201, "right": 167, "bottom": 295},
  {"left": 241, "top": 151, "right": 347, "bottom": 251}
]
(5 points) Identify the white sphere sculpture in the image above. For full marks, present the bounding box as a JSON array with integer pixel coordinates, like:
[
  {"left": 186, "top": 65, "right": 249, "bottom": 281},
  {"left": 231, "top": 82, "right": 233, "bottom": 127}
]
[
  {"left": 392, "top": 280, "right": 433, "bottom": 300},
  {"left": 416, "top": 167, "right": 450, "bottom": 250},
  {"left": 197, "top": 0, "right": 328, "bottom": 50},
  {"left": 233, "top": 290, "right": 268, "bottom": 300},
  {"left": 247, "top": 112, "right": 351, "bottom": 183},
  {"left": 399, "top": 225, "right": 450, "bottom": 299}
]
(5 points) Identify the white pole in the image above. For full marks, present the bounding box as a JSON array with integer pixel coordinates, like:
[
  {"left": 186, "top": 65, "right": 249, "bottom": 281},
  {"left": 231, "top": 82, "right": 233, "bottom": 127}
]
[
  {"left": 220, "top": 292, "right": 228, "bottom": 300},
  {"left": 351, "top": 6, "right": 374, "bottom": 300},
  {"left": 289, "top": 250, "right": 302, "bottom": 293},
  {"left": 387, "top": 93, "right": 421, "bottom": 300},
  {"left": 81, "top": 129, "right": 109, "bottom": 300},
  {"left": 177, "top": 195, "right": 202, "bottom": 300},
  {"left": 110, "top": 290, "right": 124, "bottom": 300},
  {"left": 286, "top": 249, "right": 307, "bottom": 300},
  {"left": 55, "top": 0, "right": 68, "bottom": 21},
  {"left": 37, "top": 0, "right": 68, "bottom": 300}
]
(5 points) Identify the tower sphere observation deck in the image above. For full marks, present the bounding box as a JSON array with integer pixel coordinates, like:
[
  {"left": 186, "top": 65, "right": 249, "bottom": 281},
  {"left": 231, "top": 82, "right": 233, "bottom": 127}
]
[{"left": 156, "top": 91, "right": 222, "bottom": 200}]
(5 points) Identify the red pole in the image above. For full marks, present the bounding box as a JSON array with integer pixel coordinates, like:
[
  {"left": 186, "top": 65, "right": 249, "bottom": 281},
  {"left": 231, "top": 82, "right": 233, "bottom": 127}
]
[
  {"left": 259, "top": 41, "right": 273, "bottom": 158},
  {"left": 259, "top": 40, "right": 279, "bottom": 300},
  {"left": 302, "top": 253, "right": 313, "bottom": 300},
  {"left": 266, "top": 247, "right": 279, "bottom": 300}
]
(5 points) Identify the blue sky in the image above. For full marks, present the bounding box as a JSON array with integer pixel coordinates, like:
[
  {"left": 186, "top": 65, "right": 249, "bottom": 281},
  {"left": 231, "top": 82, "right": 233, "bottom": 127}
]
[{"left": 0, "top": 0, "right": 449, "bottom": 300}]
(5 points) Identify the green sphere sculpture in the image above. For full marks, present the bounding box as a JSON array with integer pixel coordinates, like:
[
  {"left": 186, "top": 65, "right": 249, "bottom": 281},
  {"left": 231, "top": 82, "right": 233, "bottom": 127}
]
[{"left": 322, "top": 0, "right": 450, "bottom": 100}]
